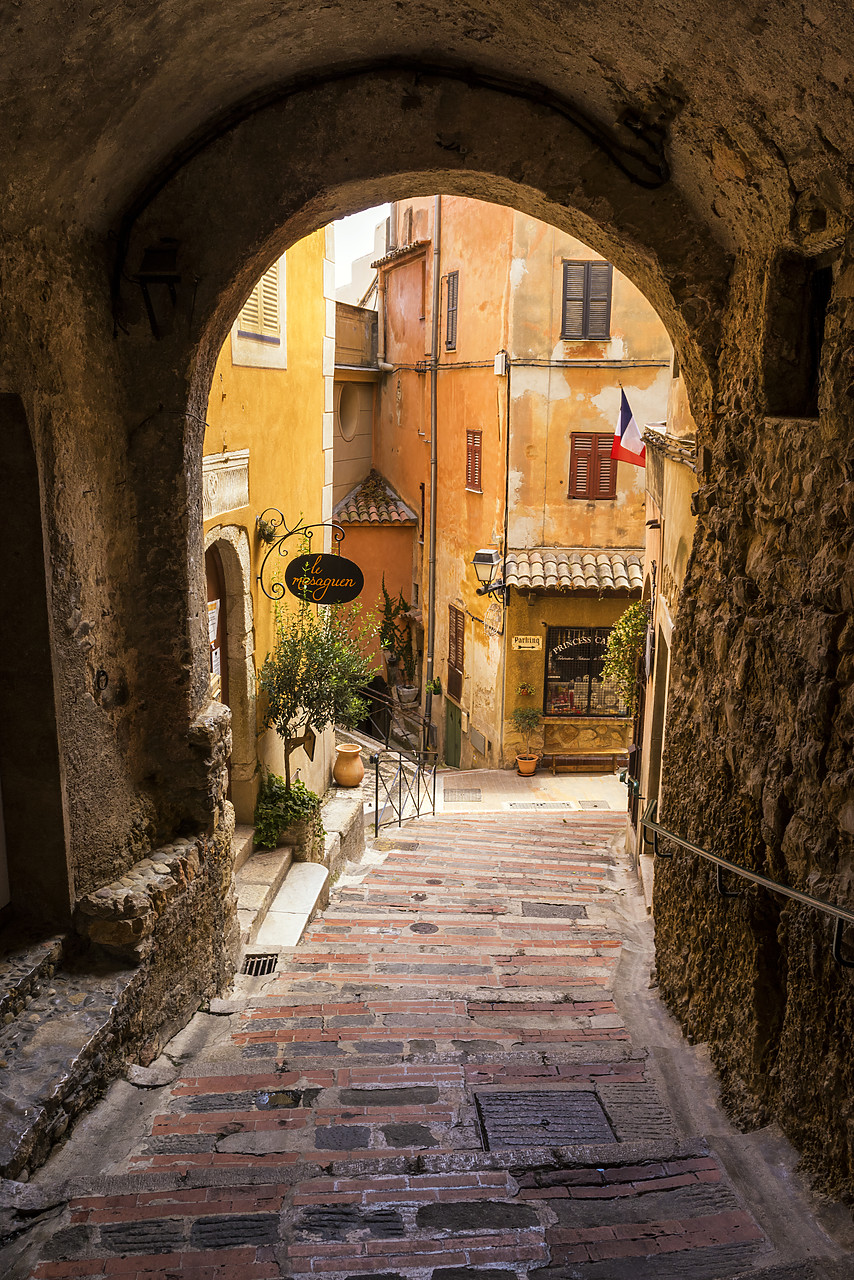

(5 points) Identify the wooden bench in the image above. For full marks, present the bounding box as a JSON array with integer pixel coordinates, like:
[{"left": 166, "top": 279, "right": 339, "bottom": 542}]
[{"left": 540, "top": 750, "right": 629, "bottom": 775}]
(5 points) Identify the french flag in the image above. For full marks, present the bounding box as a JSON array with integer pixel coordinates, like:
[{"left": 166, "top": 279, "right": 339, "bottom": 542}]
[{"left": 611, "top": 389, "right": 646, "bottom": 467}]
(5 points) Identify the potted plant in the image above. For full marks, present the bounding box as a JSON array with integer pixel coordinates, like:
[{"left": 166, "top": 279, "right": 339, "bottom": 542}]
[
  {"left": 256, "top": 595, "right": 378, "bottom": 856},
  {"left": 254, "top": 772, "right": 325, "bottom": 856},
  {"left": 516, "top": 680, "right": 534, "bottom": 697},
  {"left": 510, "top": 705, "right": 543, "bottom": 776},
  {"left": 379, "top": 576, "right": 404, "bottom": 665},
  {"left": 396, "top": 628, "right": 420, "bottom": 703}
]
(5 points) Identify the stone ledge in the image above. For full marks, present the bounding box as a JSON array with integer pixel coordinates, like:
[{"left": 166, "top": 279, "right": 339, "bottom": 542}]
[{"left": 73, "top": 839, "right": 203, "bottom": 962}]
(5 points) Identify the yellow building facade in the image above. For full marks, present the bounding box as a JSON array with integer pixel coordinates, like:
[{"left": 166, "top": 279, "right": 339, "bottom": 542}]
[{"left": 202, "top": 228, "right": 335, "bottom": 821}]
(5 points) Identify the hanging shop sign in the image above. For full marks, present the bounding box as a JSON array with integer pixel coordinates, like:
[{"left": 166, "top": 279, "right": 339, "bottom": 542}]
[
  {"left": 284, "top": 553, "right": 364, "bottom": 604},
  {"left": 512, "top": 634, "right": 543, "bottom": 651}
]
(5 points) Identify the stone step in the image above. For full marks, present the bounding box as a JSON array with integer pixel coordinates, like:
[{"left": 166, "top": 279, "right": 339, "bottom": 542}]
[
  {"left": 231, "top": 822, "right": 255, "bottom": 874},
  {"left": 0, "top": 950, "right": 135, "bottom": 1179},
  {"left": 252, "top": 861, "right": 331, "bottom": 948},
  {"left": 233, "top": 846, "right": 294, "bottom": 946},
  {"left": 0, "top": 929, "right": 66, "bottom": 1026}
]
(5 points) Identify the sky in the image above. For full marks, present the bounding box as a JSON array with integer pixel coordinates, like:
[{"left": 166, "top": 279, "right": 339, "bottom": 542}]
[{"left": 333, "top": 204, "right": 389, "bottom": 290}]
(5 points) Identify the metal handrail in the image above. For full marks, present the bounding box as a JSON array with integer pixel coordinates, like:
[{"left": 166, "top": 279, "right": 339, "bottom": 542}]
[
  {"left": 371, "top": 747, "right": 438, "bottom": 835},
  {"left": 642, "top": 799, "right": 854, "bottom": 969}
]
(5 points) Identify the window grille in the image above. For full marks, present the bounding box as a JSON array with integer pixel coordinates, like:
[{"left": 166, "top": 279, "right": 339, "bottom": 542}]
[{"left": 544, "top": 626, "right": 627, "bottom": 717}]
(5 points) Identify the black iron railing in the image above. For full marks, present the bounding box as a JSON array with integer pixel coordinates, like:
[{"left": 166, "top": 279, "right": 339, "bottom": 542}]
[
  {"left": 371, "top": 749, "right": 438, "bottom": 835},
  {"left": 359, "top": 686, "right": 433, "bottom": 753},
  {"left": 642, "top": 799, "right": 854, "bottom": 969}
]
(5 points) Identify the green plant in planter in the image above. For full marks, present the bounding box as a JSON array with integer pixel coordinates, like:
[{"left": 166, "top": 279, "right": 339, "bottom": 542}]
[
  {"left": 510, "top": 705, "right": 543, "bottom": 757},
  {"left": 254, "top": 773, "right": 325, "bottom": 849},
  {"left": 426, "top": 676, "right": 442, "bottom": 696},
  {"left": 516, "top": 681, "right": 534, "bottom": 697},
  {"left": 602, "top": 600, "right": 649, "bottom": 714},
  {"left": 378, "top": 577, "right": 418, "bottom": 686},
  {"left": 258, "top": 595, "right": 378, "bottom": 790}
]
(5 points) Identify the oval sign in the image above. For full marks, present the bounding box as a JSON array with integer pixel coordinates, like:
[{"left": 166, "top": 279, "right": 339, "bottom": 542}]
[{"left": 284, "top": 553, "right": 364, "bottom": 605}]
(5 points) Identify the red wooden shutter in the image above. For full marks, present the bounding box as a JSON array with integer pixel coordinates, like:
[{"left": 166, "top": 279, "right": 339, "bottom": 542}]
[
  {"left": 562, "top": 262, "right": 586, "bottom": 338},
  {"left": 466, "top": 431, "right": 482, "bottom": 491},
  {"left": 586, "top": 263, "right": 613, "bottom": 339},
  {"left": 569, "top": 434, "right": 594, "bottom": 497},
  {"left": 594, "top": 434, "right": 617, "bottom": 498}
]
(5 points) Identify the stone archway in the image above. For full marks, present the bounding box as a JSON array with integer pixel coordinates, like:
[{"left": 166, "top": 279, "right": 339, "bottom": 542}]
[{"left": 204, "top": 526, "right": 257, "bottom": 824}]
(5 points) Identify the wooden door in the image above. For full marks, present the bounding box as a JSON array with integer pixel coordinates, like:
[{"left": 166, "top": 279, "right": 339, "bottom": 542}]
[
  {"left": 445, "top": 700, "right": 462, "bottom": 769},
  {"left": 205, "top": 545, "right": 229, "bottom": 710}
]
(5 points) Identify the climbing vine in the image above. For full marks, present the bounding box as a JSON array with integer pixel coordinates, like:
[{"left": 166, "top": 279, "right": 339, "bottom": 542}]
[{"left": 602, "top": 601, "right": 649, "bottom": 714}]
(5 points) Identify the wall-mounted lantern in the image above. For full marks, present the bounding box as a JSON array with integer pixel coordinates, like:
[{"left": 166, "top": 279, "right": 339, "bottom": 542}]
[
  {"left": 134, "top": 239, "right": 181, "bottom": 340},
  {"left": 472, "top": 547, "right": 506, "bottom": 601}
]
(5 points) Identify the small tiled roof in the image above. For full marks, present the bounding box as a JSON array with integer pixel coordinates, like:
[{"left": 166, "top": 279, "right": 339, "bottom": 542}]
[
  {"left": 505, "top": 548, "right": 644, "bottom": 592},
  {"left": 333, "top": 471, "right": 418, "bottom": 525}
]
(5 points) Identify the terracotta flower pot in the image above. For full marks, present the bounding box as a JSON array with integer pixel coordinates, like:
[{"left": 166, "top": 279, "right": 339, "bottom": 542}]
[
  {"left": 333, "top": 743, "right": 365, "bottom": 787},
  {"left": 516, "top": 754, "right": 538, "bottom": 777}
]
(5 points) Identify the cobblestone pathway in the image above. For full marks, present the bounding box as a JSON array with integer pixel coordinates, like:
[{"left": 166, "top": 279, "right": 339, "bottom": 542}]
[{"left": 13, "top": 815, "right": 848, "bottom": 1279}]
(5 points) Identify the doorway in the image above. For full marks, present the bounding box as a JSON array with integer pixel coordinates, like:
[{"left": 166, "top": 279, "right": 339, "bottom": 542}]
[{"left": 445, "top": 701, "right": 462, "bottom": 768}]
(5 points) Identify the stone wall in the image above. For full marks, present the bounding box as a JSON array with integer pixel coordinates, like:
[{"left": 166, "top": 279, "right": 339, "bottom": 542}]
[{"left": 655, "top": 242, "right": 854, "bottom": 1197}]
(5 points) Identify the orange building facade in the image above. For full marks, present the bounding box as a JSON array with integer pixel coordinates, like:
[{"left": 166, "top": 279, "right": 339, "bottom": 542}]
[{"left": 333, "top": 197, "right": 672, "bottom": 769}]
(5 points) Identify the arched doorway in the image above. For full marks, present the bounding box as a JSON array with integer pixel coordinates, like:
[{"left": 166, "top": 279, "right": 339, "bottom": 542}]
[
  {"left": 204, "top": 528, "right": 257, "bottom": 823},
  {"left": 0, "top": 396, "right": 71, "bottom": 928}
]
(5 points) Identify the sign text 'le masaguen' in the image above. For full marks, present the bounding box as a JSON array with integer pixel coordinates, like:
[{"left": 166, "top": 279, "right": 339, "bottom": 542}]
[{"left": 284, "top": 553, "right": 364, "bottom": 605}]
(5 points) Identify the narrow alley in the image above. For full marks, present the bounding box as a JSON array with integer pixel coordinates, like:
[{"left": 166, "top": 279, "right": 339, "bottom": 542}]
[{"left": 10, "top": 807, "right": 848, "bottom": 1279}]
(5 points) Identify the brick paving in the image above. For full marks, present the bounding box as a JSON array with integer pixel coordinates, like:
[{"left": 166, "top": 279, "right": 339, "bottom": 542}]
[{"left": 21, "top": 812, "right": 818, "bottom": 1278}]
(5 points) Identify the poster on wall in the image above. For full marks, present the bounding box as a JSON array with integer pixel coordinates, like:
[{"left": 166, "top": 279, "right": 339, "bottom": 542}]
[{"left": 207, "top": 599, "right": 220, "bottom": 643}]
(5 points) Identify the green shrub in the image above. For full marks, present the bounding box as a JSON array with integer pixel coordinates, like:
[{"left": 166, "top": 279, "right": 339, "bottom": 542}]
[
  {"left": 602, "top": 600, "right": 649, "bottom": 713},
  {"left": 254, "top": 773, "right": 325, "bottom": 849},
  {"left": 510, "top": 705, "right": 542, "bottom": 756}
]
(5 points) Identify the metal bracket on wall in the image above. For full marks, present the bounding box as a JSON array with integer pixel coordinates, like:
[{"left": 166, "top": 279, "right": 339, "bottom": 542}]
[
  {"left": 255, "top": 511, "right": 346, "bottom": 601},
  {"left": 832, "top": 918, "right": 854, "bottom": 969},
  {"left": 716, "top": 864, "right": 741, "bottom": 897}
]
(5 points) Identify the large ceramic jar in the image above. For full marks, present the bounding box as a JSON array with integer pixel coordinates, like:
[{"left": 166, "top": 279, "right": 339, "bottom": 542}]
[{"left": 333, "top": 743, "right": 365, "bottom": 787}]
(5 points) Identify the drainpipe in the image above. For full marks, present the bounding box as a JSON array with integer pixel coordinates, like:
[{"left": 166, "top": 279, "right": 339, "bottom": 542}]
[
  {"left": 498, "top": 356, "right": 512, "bottom": 760},
  {"left": 423, "top": 195, "right": 441, "bottom": 750},
  {"left": 376, "top": 271, "right": 394, "bottom": 373}
]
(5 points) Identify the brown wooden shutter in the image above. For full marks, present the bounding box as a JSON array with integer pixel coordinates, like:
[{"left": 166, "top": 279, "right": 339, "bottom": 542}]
[
  {"left": 568, "top": 433, "right": 594, "bottom": 497},
  {"left": 446, "top": 270, "right": 459, "bottom": 350},
  {"left": 466, "top": 430, "right": 482, "bottom": 491},
  {"left": 586, "top": 262, "right": 613, "bottom": 339},
  {"left": 448, "top": 605, "right": 464, "bottom": 701},
  {"left": 594, "top": 434, "right": 617, "bottom": 498},
  {"left": 562, "top": 262, "right": 586, "bottom": 338}
]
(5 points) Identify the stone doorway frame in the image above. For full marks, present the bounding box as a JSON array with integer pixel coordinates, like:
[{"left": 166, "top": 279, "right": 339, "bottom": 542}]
[{"left": 203, "top": 525, "right": 257, "bottom": 824}]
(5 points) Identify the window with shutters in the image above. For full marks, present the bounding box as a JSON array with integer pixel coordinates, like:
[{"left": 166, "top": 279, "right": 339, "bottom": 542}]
[
  {"left": 446, "top": 270, "right": 459, "bottom": 350},
  {"left": 568, "top": 433, "right": 617, "bottom": 500},
  {"left": 465, "top": 430, "right": 482, "bottom": 492},
  {"left": 232, "top": 257, "right": 287, "bottom": 369},
  {"left": 561, "top": 261, "right": 613, "bottom": 340},
  {"left": 447, "top": 605, "right": 465, "bottom": 702}
]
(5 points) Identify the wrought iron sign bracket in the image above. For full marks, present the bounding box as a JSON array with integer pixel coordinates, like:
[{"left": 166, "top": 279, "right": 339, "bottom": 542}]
[{"left": 255, "top": 511, "right": 346, "bottom": 601}]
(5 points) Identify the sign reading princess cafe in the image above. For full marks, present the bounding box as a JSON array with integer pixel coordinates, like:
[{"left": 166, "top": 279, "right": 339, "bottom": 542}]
[{"left": 284, "top": 553, "right": 364, "bottom": 604}]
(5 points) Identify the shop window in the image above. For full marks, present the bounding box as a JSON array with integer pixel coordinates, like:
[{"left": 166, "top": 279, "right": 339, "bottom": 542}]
[
  {"left": 561, "top": 261, "right": 613, "bottom": 340},
  {"left": 448, "top": 604, "right": 465, "bottom": 701},
  {"left": 544, "top": 625, "right": 627, "bottom": 717},
  {"left": 446, "top": 270, "right": 459, "bottom": 350},
  {"left": 568, "top": 433, "right": 616, "bottom": 499},
  {"left": 466, "top": 430, "right": 482, "bottom": 492}
]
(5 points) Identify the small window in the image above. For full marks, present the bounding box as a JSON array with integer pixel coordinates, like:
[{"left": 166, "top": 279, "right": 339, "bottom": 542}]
[
  {"left": 466, "top": 430, "right": 482, "bottom": 492},
  {"left": 544, "top": 626, "right": 628, "bottom": 717},
  {"left": 561, "top": 261, "right": 613, "bottom": 340},
  {"left": 403, "top": 206, "right": 413, "bottom": 245},
  {"left": 448, "top": 605, "right": 465, "bottom": 702},
  {"left": 238, "top": 262, "right": 281, "bottom": 345},
  {"left": 446, "top": 270, "right": 459, "bottom": 350},
  {"left": 568, "top": 433, "right": 616, "bottom": 500}
]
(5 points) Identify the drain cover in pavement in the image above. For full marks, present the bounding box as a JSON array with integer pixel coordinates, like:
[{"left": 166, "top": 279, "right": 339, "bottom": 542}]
[
  {"left": 476, "top": 1090, "right": 616, "bottom": 1149},
  {"left": 241, "top": 952, "right": 278, "bottom": 977},
  {"left": 578, "top": 800, "right": 610, "bottom": 809},
  {"left": 444, "top": 789, "right": 482, "bottom": 801},
  {"left": 410, "top": 922, "right": 439, "bottom": 934},
  {"left": 522, "top": 901, "right": 586, "bottom": 918},
  {"left": 505, "top": 801, "right": 574, "bottom": 809},
  {"left": 374, "top": 839, "right": 420, "bottom": 851}
]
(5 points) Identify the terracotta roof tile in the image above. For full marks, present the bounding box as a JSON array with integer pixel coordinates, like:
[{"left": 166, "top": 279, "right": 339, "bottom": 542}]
[
  {"left": 505, "top": 548, "right": 644, "bottom": 593},
  {"left": 333, "top": 471, "right": 418, "bottom": 526}
]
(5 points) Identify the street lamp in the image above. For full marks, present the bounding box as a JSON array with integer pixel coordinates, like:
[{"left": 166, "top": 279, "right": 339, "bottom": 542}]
[{"left": 472, "top": 547, "right": 506, "bottom": 599}]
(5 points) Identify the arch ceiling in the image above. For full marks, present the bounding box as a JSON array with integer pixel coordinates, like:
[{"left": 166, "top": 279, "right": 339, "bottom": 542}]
[{"left": 3, "top": 0, "right": 852, "bottom": 254}]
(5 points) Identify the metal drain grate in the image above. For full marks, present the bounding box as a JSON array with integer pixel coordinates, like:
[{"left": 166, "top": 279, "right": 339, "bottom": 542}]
[
  {"left": 476, "top": 1090, "right": 616, "bottom": 1149},
  {"left": 241, "top": 952, "right": 278, "bottom": 977},
  {"left": 505, "top": 801, "right": 574, "bottom": 809},
  {"left": 444, "top": 788, "right": 482, "bottom": 802},
  {"left": 578, "top": 800, "right": 610, "bottom": 810}
]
